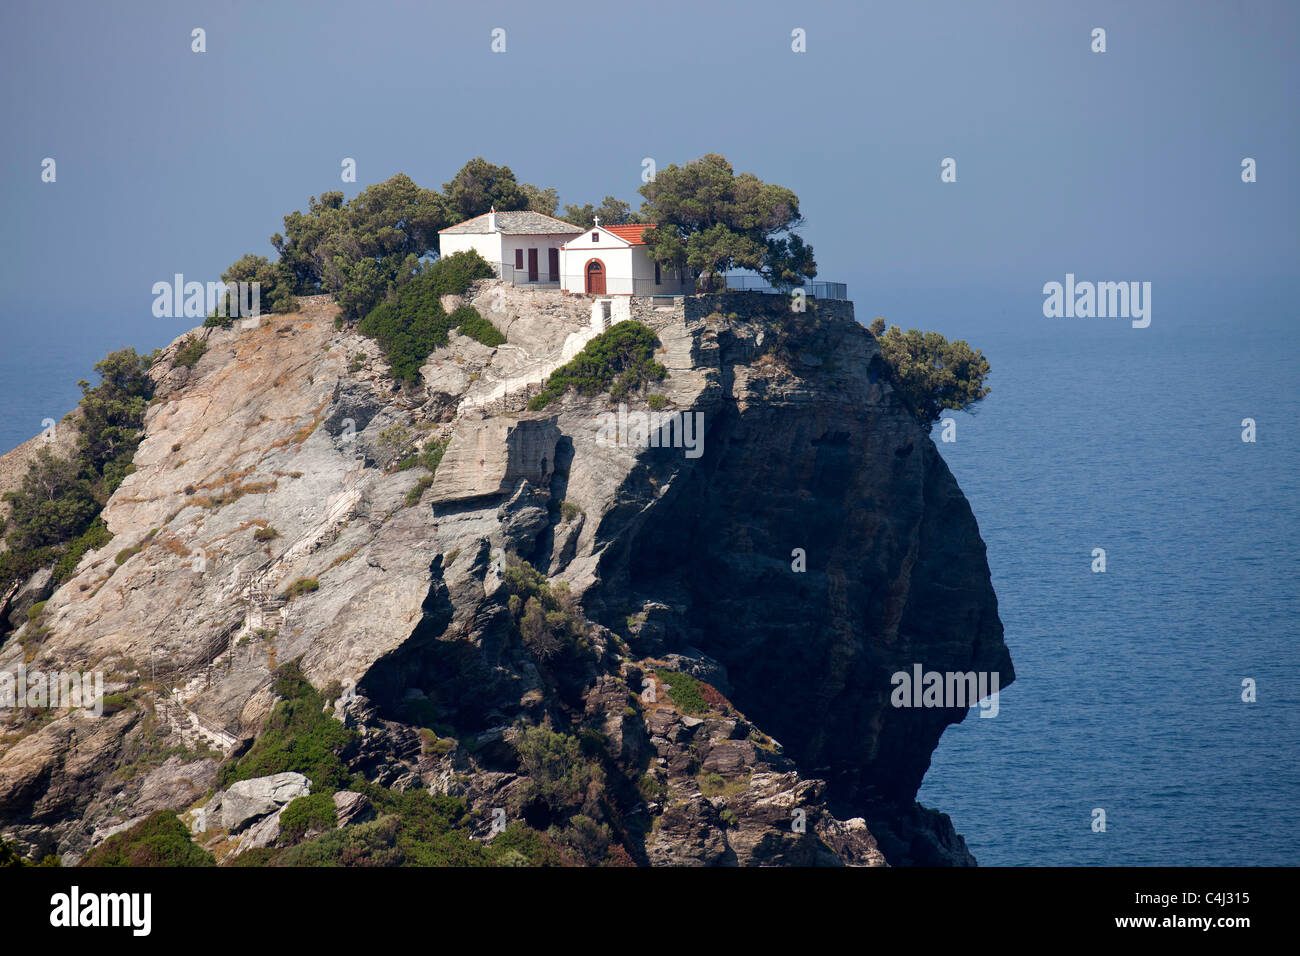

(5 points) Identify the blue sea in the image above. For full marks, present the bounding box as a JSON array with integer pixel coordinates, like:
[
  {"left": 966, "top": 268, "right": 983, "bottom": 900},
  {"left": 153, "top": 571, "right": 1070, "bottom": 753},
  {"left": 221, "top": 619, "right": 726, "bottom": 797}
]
[
  {"left": 2, "top": 281, "right": 1296, "bottom": 866},
  {"left": 894, "top": 279, "right": 1300, "bottom": 866}
]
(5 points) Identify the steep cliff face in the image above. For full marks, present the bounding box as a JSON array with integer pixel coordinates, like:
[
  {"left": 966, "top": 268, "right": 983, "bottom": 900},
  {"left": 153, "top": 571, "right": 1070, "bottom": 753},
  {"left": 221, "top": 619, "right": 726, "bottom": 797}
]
[{"left": 0, "top": 287, "right": 1010, "bottom": 866}]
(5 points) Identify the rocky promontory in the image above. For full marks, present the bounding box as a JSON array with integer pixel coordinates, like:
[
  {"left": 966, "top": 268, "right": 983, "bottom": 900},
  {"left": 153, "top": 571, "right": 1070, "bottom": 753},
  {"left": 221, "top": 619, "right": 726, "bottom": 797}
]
[{"left": 0, "top": 285, "right": 1011, "bottom": 866}]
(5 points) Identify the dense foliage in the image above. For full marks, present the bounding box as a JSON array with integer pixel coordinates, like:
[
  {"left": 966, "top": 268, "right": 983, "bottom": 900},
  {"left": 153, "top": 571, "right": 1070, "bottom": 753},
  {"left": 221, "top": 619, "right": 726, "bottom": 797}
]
[
  {"left": 256, "top": 160, "right": 554, "bottom": 321},
  {"left": 502, "top": 558, "right": 590, "bottom": 664},
  {"left": 80, "top": 811, "right": 214, "bottom": 867},
  {"left": 450, "top": 305, "right": 506, "bottom": 347},
  {"left": 219, "top": 663, "right": 357, "bottom": 790},
  {"left": 868, "top": 318, "right": 992, "bottom": 427},
  {"left": 513, "top": 725, "right": 604, "bottom": 817},
  {"left": 527, "top": 322, "right": 666, "bottom": 410},
  {"left": 638, "top": 153, "right": 816, "bottom": 289},
  {"left": 2, "top": 348, "right": 154, "bottom": 592},
  {"left": 0, "top": 837, "right": 59, "bottom": 867},
  {"left": 277, "top": 792, "right": 339, "bottom": 844},
  {"left": 205, "top": 253, "right": 298, "bottom": 325},
  {"left": 172, "top": 335, "right": 207, "bottom": 368},
  {"left": 357, "top": 251, "right": 498, "bottom": 384},
  {"left": 276, "top": 782, "right": 489, "bottom": 867},
  {"left": 653, "top": 668, "right": 710, "bottom": 716},
  {"left": 560, "top": 196, "right": 642, "bottom": 229}
]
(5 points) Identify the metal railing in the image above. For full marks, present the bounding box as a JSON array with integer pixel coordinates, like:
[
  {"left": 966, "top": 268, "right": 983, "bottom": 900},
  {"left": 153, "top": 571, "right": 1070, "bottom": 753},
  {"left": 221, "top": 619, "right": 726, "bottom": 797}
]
[
  {"left": 719, "top": 275, "right": 849, "bottom": 300},
  {"left": 490, "top": 261, "right": 562, "bottom": 287},
  {"left": 482, "top": 262, "right": 848, "bottom": 300}
]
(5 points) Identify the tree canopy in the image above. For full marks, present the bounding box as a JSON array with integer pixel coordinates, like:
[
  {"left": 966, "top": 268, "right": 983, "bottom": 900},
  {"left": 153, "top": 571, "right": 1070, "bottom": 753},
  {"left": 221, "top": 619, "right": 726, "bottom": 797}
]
[
  {"left": 441, "top": 157, "right": 532, "bottom": 222},
  {"left": 637, "top": 153, "right": 816, "bottom": 289},
  {"left": 560, "top": 196, "right": 642, "bottom": 230},
  {"left": 868, "top": 318, "right": 991, "bottom": 428},
  {"left": 259, "top": 160, "right": 557, "bottom": 320},
  {"left": 2, "top": 347, "right": 153, "bottom": 581}
]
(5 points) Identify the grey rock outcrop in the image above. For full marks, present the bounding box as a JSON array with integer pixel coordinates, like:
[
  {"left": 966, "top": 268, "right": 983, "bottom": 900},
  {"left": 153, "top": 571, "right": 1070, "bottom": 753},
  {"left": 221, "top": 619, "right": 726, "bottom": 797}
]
[
  {"left": 215, "top": 772, "right": 310, "bottom": 832},
  {"left": 0, "top": 287, "right": 1010, "bottom": 866}
]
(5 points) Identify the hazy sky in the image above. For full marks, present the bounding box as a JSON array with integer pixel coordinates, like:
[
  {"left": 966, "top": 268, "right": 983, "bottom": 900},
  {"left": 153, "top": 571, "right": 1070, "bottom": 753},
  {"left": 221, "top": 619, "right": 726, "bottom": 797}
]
[{"left": 0, "top": 0, "right": 1296, "bottom": 447}]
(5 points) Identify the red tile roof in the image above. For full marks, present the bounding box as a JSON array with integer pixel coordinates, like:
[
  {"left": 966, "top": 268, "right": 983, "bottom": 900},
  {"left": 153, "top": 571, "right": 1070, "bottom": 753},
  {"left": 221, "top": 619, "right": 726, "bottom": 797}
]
[{"left": 604, "top": 224, "right": 654, "bottom": 244}]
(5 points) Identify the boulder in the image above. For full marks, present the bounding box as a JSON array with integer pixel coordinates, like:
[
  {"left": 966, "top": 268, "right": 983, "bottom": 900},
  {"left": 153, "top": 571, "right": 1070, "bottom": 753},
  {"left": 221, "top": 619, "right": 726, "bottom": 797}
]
[{"left": 218, "top": 772, "right": 311, "bottom": 832}]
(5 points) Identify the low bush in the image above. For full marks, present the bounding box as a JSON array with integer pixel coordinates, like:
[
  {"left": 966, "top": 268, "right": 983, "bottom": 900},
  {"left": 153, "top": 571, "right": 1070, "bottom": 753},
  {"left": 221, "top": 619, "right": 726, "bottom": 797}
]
[
  {"left": 219, "top": 662, "right": 357, "bottom": 790},
  {"left": 281, "top": 577, "right": 319, "bottom": 601},
  {"left": 358, "top": 251, "right": 496, "bottom": 385},
  {"left": 451, "top": 305, "right": 505, "bottom": 347},
  {"left": 79, "top": 811, "right": 214, "bottom": 867},
  {"left": 528, "top": 321, "right": 666, "bottom": 410},
  {"left": 278, "top": 782, "right": 489, "bottom": 867},
  {"left": 173, "top": 335, "right": 207, "bottom": 369},
  {"left": 502, "top": 558, "right": 590, "bottom": 664},
  {"left": 513, "top": 725, "right": 604, "bottom": 817},
  {"left": 278, "top": 792, "right": 338, "bottom": 844},
  {"left": 653, "top": 668, "right": 711, "bottom": 717},
  {"left": 405, "top": 476, "right": 433, "bottom": 507}
]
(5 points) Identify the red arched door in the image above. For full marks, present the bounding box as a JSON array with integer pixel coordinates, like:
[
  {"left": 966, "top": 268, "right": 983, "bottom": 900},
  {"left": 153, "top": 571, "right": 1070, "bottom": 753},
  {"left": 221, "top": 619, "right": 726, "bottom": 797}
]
[{"left": 585, "top": 259, "right": 606, "bottom": 295}]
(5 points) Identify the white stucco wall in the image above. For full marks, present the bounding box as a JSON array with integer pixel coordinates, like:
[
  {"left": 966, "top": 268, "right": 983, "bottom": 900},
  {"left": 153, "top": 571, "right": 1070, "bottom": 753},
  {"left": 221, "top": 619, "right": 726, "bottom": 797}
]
[
  {"left": 560, "top": 227, "right": 691, "bottom": 295},
  {"left": 560, "top": 228, "right": 636, "bottom": 294},
  {"left": 441, "top": 231, "right": 576, "bottom": 284},
  {"left": 440, "top": 232, "right": 503, "bottom": 272},
  {"left": 630, "top": 247, "right": 692, "bottom": 295},
  {"left": 499, "top": 232, "right": 576, "bottom": 284}
]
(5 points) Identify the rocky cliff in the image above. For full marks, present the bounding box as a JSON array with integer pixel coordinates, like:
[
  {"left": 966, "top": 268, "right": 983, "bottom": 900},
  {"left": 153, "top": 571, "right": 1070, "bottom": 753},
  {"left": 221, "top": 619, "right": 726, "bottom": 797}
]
[{"left": 0, "top": 285, "right": 1011, "bottom": 866}]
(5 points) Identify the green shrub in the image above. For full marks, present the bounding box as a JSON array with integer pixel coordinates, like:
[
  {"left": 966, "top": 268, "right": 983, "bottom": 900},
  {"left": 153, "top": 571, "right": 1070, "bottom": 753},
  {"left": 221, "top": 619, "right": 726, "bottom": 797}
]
[
  {"left": 220, "top": 662, "right": 357, "bottom": 790},
  {"left": 218, "top": 252, "right": 298, "bottom": 316},
  {"left": 868, "top": 318, "right": 991, "bottom": 428},
  {"left": 51, "top": 517, "right": 113, "bottom": 584},
  {"left": 646, "top": 393, "right": 668, "bottom": 410},
  {"left": 173, "top": 335, "right": 208, "bottom": 369},
  {"left": 405, "top": 476, "right": 433, "bottom": 507},
  {"left": 419, "top": 249, "right": 498, "bottom": 297},
  {"left": 278, "top": 792, "right": 338, "bottom": 844},
  {"left": 487, "top": 822, "right": 572, "bottom": 867},
  {"left": 528, "top": 321, "right": 666, "bottom": 410},
  {"left": 253, "top": 526, "right": 280, "bottom": 542},
  {"left": 513, "top": 725, "right": 604, "bottom": 816},
  {"left": 653, "top": 668, "right": 709, "bottom": 716},
  {"left": 357, "top": 251, "right": 496, "bottom": 385},
  {"left": 2, "top": 451, "right": 97, "bottom": 553},
  {"left": 451, "top": 305, "right": 505, "bottom": 346},
  {"left": 79, "top": 811, "right": 215, "bottom": 867},
  {"left": 419, "top": 437, "right": 449, "bottom": 474},
  {"left": 502, "top": 558, "right": 590, "bottom": 663},
  {"left": 282, "top": 577, "right": 319, "bottom": 601},
  {"left": 278, "top": 782, "right": 488, "bottom": 867},
  {"left": 560, "top": 500, "right": 582, "bottom": 523},
  {"left": 637, "top": 773, "right": 667, "bottom": 805},
  {"left": 115, "top": 544, "right": 143, "bottom": 566},
  {"left": 0, "top": 347, "right": 154, "bottom": 592}
]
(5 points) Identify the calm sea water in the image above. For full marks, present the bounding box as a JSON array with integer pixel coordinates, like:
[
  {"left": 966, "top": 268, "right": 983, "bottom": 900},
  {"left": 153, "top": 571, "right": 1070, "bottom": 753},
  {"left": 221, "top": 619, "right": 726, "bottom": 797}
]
[
  {"left": 903, "top": 281, "right": 1300, "bottom": 866},
  {"left": 2, "top": 283, "right": 1296, "bottom": 866}
]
